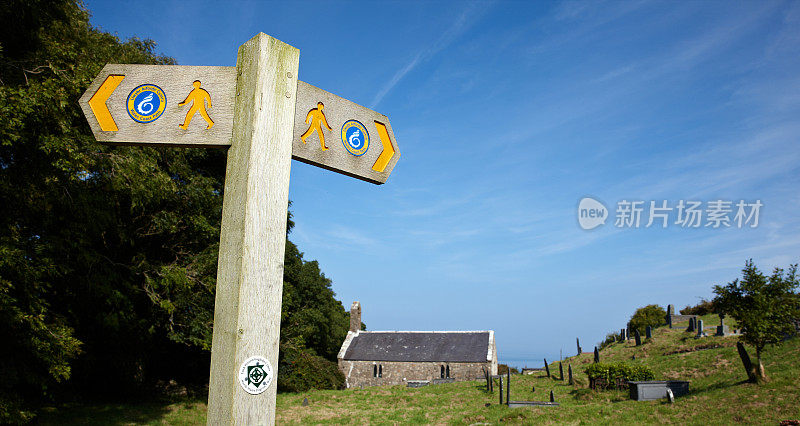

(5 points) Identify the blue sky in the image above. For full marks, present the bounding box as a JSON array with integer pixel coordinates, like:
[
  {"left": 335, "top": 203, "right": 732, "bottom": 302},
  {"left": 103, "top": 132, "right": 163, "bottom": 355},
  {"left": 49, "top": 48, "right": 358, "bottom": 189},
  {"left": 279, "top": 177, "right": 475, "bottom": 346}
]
[{"left": 87, "top": 0, "right": 800, "bottom": 366}]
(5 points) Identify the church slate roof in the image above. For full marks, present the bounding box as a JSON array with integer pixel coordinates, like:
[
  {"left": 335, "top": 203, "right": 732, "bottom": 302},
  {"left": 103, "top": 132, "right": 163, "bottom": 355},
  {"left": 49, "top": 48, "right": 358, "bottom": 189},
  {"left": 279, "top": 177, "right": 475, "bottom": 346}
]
[{"left": 341, "top": 331, "right": 491, "bottom": 362}]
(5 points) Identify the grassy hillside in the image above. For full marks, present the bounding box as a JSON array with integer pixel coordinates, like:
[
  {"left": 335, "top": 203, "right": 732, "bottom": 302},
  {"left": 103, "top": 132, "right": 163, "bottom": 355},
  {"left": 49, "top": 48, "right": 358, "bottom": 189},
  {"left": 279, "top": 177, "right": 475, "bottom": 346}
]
[{"left": 40, "top": 314, "right": 800, "bottom": 424}]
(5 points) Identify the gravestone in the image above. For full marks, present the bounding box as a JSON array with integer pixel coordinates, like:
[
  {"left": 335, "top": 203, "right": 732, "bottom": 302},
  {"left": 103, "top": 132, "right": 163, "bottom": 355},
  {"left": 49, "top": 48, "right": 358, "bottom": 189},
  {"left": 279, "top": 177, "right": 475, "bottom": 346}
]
[
  {"left": 687, "top": 317, "right": 695, "bottom": 332},
  {"left": 715, "top": 314, "right": 729, "bottom": 336},
  {"left": 621, "top": 328, "right": 627, "bottom": 341},
  {"left": 549, "top": 390, "right": 555, "bottom": 403},
  {"left": 666, "top": 304, "right": 674, "bottom": 327},
  {"left": 666, "top": 388, "right": 674, "bottom": 404},
  {"left": 544, "top": 358, "right": 550, "bottom": 378},
  {"left": 301, "top": 397, "right": 309, "bottom": 406},
  {"left": 506, "top": 369, "right": 510, "bottom": 406},
  {"left": 646, "top": 325, "right": 652, "bottom": 339},
  {"left": 634, "top": 329, "right": 642, "bottom": 346},
  {"left": 594, "top": 347, "right": 600, "bottom": 363},
  {"left": 559, "top": 362, "right": 564, "bottom": 381},
  {"left": 629, "top": 381, "right": 689, "bottom": 401},
  {"left": 736, "top": 342, "right": 755, "bottom": 382},
  {"left": 696, "top": 319, "right": 705, "bottom": 337},
  {"left": 499, "top": 376, "right": 503, "bottom": 404},
  {"left": 568, "top": 364, "right": 574, "bottom": 385},
  {"left": 577, "top": 337, "right": 582, "bottom": 355}
]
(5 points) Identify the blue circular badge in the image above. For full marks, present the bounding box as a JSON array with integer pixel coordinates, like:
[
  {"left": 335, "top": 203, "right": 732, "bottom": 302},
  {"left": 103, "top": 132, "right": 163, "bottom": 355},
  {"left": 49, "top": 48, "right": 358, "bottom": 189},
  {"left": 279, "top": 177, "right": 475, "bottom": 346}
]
[
  {"left": 127, "top": 84, "right": 167, "bottom": 123},
  {"left": 341, "top": 120, "right": 369, "bottom": 157}
]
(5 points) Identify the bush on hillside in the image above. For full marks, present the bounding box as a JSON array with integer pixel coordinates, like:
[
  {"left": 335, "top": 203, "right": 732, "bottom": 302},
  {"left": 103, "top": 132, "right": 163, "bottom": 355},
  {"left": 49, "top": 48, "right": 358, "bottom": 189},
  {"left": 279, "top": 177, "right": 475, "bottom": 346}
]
[
  {"left": 680, "top": 299, "right": 716, "bottom": 316},
  {"left": 629, "top": 304, "right": 667, "bottom": 335},
  {"left": 598, "top": 331, "right": 620, "bottom": 350},
  {"left": 585, "top": 362, "right": 655, "bottom": 390},
  {"left": 497, "top": 364, "right": 519, "bottom": 375}
]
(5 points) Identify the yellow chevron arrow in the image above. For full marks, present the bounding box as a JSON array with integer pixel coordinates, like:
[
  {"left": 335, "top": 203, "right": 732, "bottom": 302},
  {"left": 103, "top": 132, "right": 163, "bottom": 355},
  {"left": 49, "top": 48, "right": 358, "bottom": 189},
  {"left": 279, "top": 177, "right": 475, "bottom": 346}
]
[
  {"left": 372, "top": 121, "right": 397, "bottom": 173},
  {"left": 88, "top": 74, "right": 125, "bottom": 131}
]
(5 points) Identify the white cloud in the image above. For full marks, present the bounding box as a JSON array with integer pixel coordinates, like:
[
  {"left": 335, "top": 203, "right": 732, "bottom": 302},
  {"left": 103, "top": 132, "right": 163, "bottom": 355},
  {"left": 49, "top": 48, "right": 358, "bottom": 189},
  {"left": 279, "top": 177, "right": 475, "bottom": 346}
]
[{"left": 370, "top": 2, "right": 491, "bottom": 108}]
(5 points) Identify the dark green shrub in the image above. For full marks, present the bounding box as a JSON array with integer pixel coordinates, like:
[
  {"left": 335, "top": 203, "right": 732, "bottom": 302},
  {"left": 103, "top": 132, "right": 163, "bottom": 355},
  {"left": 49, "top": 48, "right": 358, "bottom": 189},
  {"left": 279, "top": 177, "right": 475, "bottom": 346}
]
[
  {"left": 680, "top": 299, "right": 716, "bottom": 316},
  {"left": 598, "top": 332, "right": 619, "bottom": 350},
  {"left": 629, "top": 304, "right": 667, "bottom": 335},
  {"left": 585, "top": 362, "right": 655, "bottom": 390},
  {"left": 497, "top": 364, "right": 519, "bottom": 375},
  {"left": 277, "top": 343, "right": 345, "bottom": 392}
]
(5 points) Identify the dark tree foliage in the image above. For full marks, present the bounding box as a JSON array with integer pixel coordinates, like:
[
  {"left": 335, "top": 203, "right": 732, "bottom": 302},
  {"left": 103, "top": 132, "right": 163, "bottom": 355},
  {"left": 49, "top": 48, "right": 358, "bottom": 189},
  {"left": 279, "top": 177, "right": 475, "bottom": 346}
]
[{"left": 0, "top": 1, "right": 347, "bottom": 421}]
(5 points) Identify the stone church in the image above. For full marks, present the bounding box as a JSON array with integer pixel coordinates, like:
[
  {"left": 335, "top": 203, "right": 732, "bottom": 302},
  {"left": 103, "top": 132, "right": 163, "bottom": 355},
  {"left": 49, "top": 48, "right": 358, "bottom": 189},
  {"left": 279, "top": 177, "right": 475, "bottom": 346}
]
[{"left": 337, "top": 301, "right": 498, "bottom": 388}]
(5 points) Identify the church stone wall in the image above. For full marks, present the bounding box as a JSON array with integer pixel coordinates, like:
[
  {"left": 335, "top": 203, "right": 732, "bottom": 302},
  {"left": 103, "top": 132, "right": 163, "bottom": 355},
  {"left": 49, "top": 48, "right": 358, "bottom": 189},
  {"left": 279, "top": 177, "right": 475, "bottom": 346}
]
[{"left": 339, "top": 360, "right": 492, "bottom": 388}]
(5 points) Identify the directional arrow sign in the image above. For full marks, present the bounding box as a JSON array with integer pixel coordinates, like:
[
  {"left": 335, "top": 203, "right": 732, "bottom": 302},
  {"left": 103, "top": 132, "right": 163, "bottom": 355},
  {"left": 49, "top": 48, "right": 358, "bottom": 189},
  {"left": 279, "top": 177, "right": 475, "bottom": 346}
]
[
  {"left": 80, "top": 64, "right": 399, "bottom": 184},
  {"left": 292, "top": 81, "right": 399, "bottom": 184},
  {"left": 79, "top": 64, "right": 236, "bottom": 147}
]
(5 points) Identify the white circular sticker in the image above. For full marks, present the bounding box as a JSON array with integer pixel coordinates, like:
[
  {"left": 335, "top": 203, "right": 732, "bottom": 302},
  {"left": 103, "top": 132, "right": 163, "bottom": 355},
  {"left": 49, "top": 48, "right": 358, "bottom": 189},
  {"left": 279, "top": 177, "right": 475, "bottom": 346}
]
[{"left": 238, "top": 355, "right": 273, "bottom": 395}]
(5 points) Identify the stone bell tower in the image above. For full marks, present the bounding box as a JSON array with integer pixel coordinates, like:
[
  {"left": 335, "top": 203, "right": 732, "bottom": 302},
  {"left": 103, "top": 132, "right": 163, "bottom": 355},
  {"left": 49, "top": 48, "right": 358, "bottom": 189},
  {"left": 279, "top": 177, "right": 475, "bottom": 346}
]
[{"left": 350, "top": 301, "right": 361, "bottom": 332}]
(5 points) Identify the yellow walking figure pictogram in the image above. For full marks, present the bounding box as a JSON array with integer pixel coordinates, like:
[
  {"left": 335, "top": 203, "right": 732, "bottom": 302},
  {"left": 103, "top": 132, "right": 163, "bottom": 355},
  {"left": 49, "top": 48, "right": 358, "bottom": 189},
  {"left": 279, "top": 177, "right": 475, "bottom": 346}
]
[
  {"left": 301, "top": 102, "right": 332, "bottom": 150},
  {"left": 178, "top": 80, "right": 214, "bottom": 130}
]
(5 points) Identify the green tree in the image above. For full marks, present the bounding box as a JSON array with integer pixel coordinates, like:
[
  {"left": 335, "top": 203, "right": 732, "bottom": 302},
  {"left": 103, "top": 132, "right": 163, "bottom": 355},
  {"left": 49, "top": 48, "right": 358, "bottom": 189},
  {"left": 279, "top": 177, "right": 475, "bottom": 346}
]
[
  {"left": 713, "top": 260, "right": 800, "bottom": 382},
  {"left": 0, "top": 0, "right": 349, "bottom": 420},
  {"left": 628, "top": 304, "right": 666, "bottom": 336}
]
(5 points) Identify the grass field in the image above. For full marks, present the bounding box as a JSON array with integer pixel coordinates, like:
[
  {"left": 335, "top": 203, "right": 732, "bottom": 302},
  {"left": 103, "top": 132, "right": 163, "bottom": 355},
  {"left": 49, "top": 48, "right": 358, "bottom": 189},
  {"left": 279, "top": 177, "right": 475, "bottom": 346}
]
[{"left": 39, "top": 314, "right": 800, "bottom": 424}]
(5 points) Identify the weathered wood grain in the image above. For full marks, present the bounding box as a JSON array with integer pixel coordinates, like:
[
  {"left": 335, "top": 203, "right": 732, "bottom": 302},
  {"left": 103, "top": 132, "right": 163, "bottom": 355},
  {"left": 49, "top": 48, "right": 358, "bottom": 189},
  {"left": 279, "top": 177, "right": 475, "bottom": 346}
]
[{"left": 206, "top": 33, "right": 299, "bottom": 425}]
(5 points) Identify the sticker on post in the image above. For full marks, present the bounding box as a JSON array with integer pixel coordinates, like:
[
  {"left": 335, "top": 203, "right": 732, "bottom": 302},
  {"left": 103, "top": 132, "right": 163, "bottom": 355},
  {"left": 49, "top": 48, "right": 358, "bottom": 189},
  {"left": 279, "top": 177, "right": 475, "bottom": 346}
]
[{"left": 238, "top": 356, "right": 273, "bottom": 395}]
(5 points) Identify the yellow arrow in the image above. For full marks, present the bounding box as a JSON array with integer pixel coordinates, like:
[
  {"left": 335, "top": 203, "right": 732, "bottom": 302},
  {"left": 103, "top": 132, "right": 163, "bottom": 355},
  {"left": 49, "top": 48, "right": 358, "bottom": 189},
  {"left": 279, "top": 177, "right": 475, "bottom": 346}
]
[
  {"left": 372, "top": 121, "right": 397, "bottom": 173},
  {"left": 88, "top": 74, "right": 125, "bottom": 131}
]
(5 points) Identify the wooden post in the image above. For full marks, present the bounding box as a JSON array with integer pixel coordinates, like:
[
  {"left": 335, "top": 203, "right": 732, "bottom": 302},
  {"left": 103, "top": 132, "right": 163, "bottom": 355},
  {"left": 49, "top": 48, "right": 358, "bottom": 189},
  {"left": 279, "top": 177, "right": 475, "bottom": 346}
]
[{"left": 207, "top": 33, "right": 300, "bottom": 425}]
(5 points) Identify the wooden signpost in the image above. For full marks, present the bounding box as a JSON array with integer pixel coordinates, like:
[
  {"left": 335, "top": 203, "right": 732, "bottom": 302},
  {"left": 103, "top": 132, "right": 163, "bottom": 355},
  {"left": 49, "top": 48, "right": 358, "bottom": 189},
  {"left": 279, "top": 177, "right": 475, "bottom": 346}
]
[
  {"left": 80, "top": 60, "right": 399, "bottom": 183},
  {"left": 79, "top": 33, "right": 400, "bottom": 425}
]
